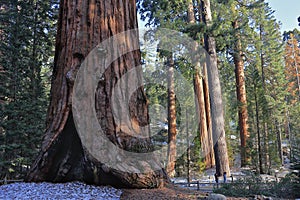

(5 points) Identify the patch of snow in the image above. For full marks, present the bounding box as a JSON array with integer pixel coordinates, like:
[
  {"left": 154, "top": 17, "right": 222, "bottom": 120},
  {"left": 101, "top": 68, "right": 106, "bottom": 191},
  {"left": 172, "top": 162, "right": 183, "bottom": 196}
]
[
  {"left": 0, "top": 182, "right": 122, "bottom": 200},
  {"left": 230, "top": 135, "right": 237, "bottom": 140}
]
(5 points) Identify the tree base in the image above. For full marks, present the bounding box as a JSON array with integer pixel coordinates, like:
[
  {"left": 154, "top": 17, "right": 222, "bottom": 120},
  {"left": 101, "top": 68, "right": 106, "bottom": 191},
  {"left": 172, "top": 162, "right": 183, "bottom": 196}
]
[{"left": 26, "top": 113, "right": 168, "bottom": 189}]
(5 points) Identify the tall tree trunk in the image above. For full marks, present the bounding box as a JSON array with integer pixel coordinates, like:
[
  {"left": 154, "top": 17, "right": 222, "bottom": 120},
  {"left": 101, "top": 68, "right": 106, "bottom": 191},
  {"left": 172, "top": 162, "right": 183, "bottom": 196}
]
[
  {"left": 186, "top": 109, "right": 191, "bottom": 185},
  {"left": 275, "top": 120, "right": 283, "bottom": 165},
  {"left": 26, "top": 0, "right": 166, "bottom": 188},
  {"left": 166, "top": 54, "right": 177, "bottom": 177},
  {"left": 203, "top": 60, "right": 215, "bottom": 167},
  {"left": 200, "top": 0, "right": 230, "bottom": 176},
  {"left": 232, "top": 20, "right": 249, "bottom": 167},
  {"left": 263, "top": 122, "right": 270, "bottom": 173},
  {"left": 188, "top": 0, "right": 214, "bottom": 169},
  {"left": 260, "top": 25, "right": 270, "bottom": 173},
  {"left": 254, "top": 86, "right": 264, "bottom": 174}
]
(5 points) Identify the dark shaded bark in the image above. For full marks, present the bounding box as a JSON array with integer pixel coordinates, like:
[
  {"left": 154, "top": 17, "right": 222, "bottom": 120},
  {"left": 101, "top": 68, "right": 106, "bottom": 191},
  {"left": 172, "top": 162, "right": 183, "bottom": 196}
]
[
  {"left": 254, "top": 87, "right": 264, "bottom": 174},
  {"left": 276, "top": 120, "right": 283, "bottom": 165},
  {"left": 26, "top": 0, "right": 167, "bottom": 188},
  {"left": 200, "top": 0, "right": 230, "bottom": 176}
]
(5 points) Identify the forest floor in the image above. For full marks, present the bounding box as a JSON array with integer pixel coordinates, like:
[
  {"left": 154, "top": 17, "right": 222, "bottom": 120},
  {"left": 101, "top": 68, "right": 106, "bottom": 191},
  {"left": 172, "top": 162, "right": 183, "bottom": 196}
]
[
  {"left": 120, "top": 183, "right": 247, "bottom": 200},
  {"left": 120, "top": 183, "right": 207, "bottom": 200},
  {"left": 120, "top": 164, "right": 293, "bottom": 200}
]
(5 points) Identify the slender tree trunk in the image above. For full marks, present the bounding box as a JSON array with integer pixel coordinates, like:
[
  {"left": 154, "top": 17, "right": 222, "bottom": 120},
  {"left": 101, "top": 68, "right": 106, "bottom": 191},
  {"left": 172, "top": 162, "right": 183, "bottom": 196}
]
[
  {"left": 254, "top": 86, "right": 264, "bottom": 174},
  {"left": 166, "top": 54, "right": 177, "bottom": 177},
  {"left": 259, "top": 25, "right": 270, "bottom": 173},
  {"left": 200, "top": 0, "right": 230, "bottom": 176},
  {"left": 285, "top": 110, "right": 292, "bottom": 160},
  {"left": 188, "top": 0, "right": 214, "bottom": 169},
  {"left": 30, "top": 1, "right": 38, "bottom": 100},
  {"left": 263, "top": 123, "right": 270, "bottom": 173},
  {"left": 186, "top": 109, "right": 190, "bottom": 185},
  {"left": 26, "top": 0, "right": 166, "bottom": 188},
  {"left": 232, "top": 20, "right": 249, "bottom": 167},
  {"left": 276, "top": 120, "right": 283, "bottom": 165}
]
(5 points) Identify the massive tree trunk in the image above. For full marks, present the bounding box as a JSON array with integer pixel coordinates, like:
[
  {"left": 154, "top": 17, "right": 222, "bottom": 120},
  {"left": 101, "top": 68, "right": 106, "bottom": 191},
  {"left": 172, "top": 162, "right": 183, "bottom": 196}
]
[
  {"left": 166, "top": 54, "right": 177, "bottom": 177},
  {"left": 200, "top": 0, "right": 230, "bottom": 176},
  {"left": 188, "top": 0, "right": 214, "bottom": 169},
  {"left": 26, "top": 0, "right": 166, "bottom": 188},
  {"left": 232, "top": 20, "right": 250, "bottom": 167},
  {"left": 202, "top": 60, "right": 215, "bottom": 167}
]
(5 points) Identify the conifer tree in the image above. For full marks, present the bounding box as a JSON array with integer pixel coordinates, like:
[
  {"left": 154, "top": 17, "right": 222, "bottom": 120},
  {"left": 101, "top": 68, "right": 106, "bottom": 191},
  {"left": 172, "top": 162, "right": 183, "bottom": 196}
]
[
  {"left": 0, "top": 0, "right": 58, "bottom": 179},
  {"left": 284, "top": 31, "right": 300, "bottom": 164}
]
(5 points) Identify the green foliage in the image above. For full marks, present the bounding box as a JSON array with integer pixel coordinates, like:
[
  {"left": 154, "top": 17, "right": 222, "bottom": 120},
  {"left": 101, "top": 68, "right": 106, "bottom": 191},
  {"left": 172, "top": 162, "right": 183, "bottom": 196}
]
[
  {"left": 213, "top": 173, "right": 300, "bottom": 198},
  {"left": 138, "top": 0, "right": 295, "bottom": 175},
  {"left": 0, "top": 0, "right": 58, "bottom": 179},
  {"left": 214, "top": 0, "right": 290, "bottom": 171}
]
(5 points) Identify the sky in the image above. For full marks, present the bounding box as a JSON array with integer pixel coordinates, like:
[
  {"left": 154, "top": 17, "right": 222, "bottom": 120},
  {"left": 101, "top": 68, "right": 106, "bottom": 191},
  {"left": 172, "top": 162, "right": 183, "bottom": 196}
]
[{"left": 265, "top": 0, "right": 299, "bottom": 32}]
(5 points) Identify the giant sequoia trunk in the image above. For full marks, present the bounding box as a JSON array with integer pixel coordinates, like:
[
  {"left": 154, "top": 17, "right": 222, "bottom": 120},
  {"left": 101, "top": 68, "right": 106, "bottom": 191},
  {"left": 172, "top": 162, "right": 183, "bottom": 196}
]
[
  {"left": 232, "top": 20, "right": 249, "bottom": 167},
  {"left": 202, "top": 60, "right": 215, "bottom": 168},
  {"left": 26, "top": 0, "right": 166, "bottom": 188},
  {"left": 200, "top": 0, "right": 230, "bottom": 176},
  {"left": 188, "top": 0, "right": 215, "bottom": 169}
]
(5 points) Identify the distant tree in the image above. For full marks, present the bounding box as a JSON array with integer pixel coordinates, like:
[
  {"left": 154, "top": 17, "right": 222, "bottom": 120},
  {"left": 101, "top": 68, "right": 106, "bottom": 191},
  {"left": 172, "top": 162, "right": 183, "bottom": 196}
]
[
  {"left": 247, "top": 1, "right": 287, "bottom": 172},
  {"left": 284, "top": 31, "right": 300, "bottom": 163},
  {"left": 285, "top": 33, "right": 300, "bottom": 102},
  {"left": 231, "top": 3, "right": 250, "bottom": 167}
]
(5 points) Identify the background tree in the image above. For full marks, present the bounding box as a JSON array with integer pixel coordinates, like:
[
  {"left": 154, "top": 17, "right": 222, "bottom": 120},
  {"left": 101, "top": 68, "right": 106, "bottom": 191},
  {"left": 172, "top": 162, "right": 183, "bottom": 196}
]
[
  {"left": 248, "top": 1, "right": 287, "bottom": 172},
  {"left": 201, "top": 0, "right": 230, "bottom": 176},
  {"left": 189, "top": 0, "right": 215, "bottom": 169},
  {"left": 0, "top": 0, "right": 58, "bottom": 179},
  {"left": 284, "top": 30, "right": 300, "bottom": 164}
]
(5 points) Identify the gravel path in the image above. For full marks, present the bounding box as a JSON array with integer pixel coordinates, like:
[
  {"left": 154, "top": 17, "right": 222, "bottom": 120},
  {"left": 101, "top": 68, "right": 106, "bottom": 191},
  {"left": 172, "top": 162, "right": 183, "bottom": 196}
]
[{"left": 0, "top": 182, "right": 122, "bottom": 200}]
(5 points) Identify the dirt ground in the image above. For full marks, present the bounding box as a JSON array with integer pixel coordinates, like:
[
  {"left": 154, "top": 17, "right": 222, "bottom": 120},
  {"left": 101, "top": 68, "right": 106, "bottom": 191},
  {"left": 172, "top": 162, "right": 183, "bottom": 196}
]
[
  {"left": 120, "top": 183, "right": 247, "bottom": 200},
  {"left": 120, "top": 184, "right": 208, "bottom": 200}
]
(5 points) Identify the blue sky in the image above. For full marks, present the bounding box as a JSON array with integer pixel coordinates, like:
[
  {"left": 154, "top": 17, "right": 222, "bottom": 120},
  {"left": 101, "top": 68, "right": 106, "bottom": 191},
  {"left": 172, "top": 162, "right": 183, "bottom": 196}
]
[{"left": 265, "top": 0, "right": 299, "bottom": 32}]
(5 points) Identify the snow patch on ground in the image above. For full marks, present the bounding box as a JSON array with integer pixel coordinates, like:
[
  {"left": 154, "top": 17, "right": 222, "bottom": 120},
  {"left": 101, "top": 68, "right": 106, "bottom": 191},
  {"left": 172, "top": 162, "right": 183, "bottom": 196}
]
[{"left": 0, "top": 182, "right": 122, "bottom": 200}]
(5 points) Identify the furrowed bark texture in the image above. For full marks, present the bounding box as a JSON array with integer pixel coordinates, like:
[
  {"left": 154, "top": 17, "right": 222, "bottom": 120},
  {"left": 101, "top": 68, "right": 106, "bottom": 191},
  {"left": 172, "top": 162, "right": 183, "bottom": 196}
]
[
  {"left": 201, "top": 0, "right": 230, "bottom": 176},
  {"left": 188, "top": 0, "right": 215, "bottom": 169},
  {"left": 26, "top": 0, "right": 166, "bottom": 188}
]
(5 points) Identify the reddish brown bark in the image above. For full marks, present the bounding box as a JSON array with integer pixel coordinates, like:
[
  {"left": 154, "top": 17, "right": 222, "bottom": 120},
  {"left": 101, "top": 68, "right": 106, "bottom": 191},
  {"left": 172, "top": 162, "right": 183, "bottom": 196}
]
[
  {"left": 202, "top": 62, "right": 215, "bottom": 167},
  {"left": 26, "top": 0, "right": 166, "bottom": 188},
  {"left": 232, "top": 20, "right": 250, "bottom": 167},
  {"left": 166, "top": 54, "right": 177, "bottom": 177},
  {"left": 188, "top": 0, "right": 214, "bottom": 169}
]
